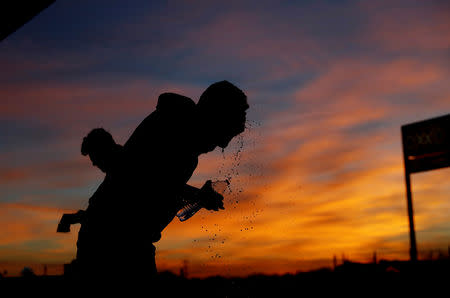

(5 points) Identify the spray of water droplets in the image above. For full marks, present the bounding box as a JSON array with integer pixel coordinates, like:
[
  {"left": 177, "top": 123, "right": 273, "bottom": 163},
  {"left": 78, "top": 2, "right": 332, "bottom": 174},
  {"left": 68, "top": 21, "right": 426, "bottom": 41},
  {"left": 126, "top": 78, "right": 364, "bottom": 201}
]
[{"left": 195, "top": 118, "right": 266, "bottom": 261}]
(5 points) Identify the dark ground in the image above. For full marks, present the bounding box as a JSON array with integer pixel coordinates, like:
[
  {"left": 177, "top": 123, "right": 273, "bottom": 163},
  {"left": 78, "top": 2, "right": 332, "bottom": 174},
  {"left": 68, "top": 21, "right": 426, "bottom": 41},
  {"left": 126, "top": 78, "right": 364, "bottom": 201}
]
[{"left": 1, "top": 259, "right": 448, "bottom": 297}]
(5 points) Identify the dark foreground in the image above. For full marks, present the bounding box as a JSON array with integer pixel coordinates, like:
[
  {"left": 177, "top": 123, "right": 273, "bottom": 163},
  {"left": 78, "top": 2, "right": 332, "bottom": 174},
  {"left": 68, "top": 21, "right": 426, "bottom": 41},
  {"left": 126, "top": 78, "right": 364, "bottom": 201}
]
[{"left": 1, "top": 260, "right": 448, "bottom": 297}]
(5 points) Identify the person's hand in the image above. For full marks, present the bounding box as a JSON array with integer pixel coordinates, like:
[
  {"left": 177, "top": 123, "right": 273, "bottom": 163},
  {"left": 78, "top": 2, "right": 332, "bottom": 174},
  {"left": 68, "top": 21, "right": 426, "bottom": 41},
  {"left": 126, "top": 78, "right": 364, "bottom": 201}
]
[
  {"left": 56, "top": 210, "right": 86, "bottom": 233},
  {"left": 199, "top": 180, "right": 225, "bottom": 211},
  {"left": 57, "top": 214, "right": 73, "bottom": 233}
]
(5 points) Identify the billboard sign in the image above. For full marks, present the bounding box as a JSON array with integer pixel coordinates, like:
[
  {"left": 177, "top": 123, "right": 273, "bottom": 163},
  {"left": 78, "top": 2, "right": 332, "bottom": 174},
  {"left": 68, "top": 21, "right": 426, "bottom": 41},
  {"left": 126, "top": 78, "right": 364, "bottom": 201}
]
[{"left": 402, "top": 114, "right": 450, "bottom": 173}]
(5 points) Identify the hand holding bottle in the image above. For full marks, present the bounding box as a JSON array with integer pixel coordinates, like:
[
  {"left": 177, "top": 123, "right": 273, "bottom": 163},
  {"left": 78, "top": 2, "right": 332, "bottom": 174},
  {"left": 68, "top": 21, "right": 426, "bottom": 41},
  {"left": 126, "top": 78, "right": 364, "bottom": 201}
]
[{"left": 176, "top": 180, "right": 228, "bottom": 221}]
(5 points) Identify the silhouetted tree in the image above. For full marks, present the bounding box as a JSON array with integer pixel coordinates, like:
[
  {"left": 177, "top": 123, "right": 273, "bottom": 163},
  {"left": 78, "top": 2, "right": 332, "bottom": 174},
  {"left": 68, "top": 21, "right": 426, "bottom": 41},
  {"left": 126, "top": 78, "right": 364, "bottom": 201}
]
[{"left": 20, "top": 267, "right": 36, "bottom": 278}]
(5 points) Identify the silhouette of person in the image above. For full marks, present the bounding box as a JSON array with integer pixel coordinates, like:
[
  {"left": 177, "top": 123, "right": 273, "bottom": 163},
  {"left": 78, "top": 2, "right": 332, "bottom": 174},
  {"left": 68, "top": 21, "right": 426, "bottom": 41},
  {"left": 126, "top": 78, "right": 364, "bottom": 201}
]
[
  {"left": 57, "top": 128, "right": 129, "bottom": 284},
  {"left": 78, "top": 129, "right": 126, "bottom": 275},
  {"left": 59, "top": 80, "right": 248, "bottom": 286},
  {"left": 121, "top": 81, "right": 248, "bottom": 243}
]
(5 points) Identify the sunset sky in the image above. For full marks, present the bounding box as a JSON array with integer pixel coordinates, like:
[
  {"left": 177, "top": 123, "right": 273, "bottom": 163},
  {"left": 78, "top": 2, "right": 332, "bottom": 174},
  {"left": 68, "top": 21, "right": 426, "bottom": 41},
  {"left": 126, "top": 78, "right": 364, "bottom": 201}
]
[{"left": 1, "top": 0, "right": 450, "bottom": 277}]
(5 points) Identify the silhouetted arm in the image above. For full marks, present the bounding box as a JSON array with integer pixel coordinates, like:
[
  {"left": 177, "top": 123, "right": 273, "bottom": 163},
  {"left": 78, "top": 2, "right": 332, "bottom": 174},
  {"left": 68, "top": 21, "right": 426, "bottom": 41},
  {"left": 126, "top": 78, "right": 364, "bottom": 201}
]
[
  {"left": 181, "top": 184, "right": 200, "bottom": 201},
  {"left": 57, "top": 178, "right": 108, "bottom": 233}
]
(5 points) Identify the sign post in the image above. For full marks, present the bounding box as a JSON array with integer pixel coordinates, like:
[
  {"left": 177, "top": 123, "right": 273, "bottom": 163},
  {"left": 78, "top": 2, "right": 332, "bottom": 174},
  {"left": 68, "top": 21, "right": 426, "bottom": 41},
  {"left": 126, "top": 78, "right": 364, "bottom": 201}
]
[{"left": 401, "top": 114, "right": 450, "bottom": 262}]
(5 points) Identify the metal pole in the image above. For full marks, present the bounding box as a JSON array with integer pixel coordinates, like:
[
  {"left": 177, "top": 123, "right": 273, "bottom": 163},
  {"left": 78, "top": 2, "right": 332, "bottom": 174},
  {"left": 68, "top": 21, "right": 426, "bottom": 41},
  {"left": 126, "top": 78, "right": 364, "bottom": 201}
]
[{"left": 404, "top": 170, "right": 418, "bottom": 262}]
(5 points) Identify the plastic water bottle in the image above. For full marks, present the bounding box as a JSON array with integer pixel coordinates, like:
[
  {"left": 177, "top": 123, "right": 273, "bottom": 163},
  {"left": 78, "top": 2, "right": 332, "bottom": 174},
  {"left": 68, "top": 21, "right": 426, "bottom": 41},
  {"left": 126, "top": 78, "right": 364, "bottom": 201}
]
[
  {"left": 176, "top": 201, "right": 202, "bottom": 222},
  {"left": 177, "top": 180, "right": 229, "bottom": 222}
]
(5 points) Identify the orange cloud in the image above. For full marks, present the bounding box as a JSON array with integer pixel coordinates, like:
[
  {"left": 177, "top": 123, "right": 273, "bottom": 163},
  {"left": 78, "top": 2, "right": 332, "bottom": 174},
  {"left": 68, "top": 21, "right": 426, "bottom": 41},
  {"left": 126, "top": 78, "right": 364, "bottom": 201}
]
[
  {"left": 0, "top": 168, "right": 30, "bottom": 182},
  {"left": 0, "top": 202, "right": 78, "bottom": 276}
]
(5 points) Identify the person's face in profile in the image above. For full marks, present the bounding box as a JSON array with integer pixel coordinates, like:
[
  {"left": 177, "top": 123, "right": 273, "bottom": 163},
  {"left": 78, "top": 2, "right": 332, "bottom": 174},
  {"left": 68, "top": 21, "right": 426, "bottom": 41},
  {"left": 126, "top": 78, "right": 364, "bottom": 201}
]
[
  {"left": 88, "top": 150, "right": 108, "bottom": 173},
  {"left": 217, "top": 108, "right": 248, "bottom": 149}
]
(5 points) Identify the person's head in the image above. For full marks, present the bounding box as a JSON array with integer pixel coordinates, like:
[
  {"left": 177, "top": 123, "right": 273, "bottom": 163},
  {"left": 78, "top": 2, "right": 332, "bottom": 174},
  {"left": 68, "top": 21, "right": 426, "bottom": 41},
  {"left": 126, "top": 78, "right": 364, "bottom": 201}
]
[
  {"left": 81, "top": 128, "right": 117, "bottom": 173},
  {"left": 196, "top": 81, "right": 249, "bottom": 153}
]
